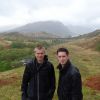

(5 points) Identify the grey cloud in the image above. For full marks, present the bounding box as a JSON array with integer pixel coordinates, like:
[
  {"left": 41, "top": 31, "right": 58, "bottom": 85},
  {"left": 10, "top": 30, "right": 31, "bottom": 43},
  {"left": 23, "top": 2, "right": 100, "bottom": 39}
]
[{"left": 0, "top": 0, "right": 100, "bottom": 28}]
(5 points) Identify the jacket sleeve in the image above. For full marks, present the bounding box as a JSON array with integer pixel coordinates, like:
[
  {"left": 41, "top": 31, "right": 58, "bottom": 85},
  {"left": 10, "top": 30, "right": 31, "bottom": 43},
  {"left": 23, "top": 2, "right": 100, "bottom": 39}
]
[
  {"left": 48, "top": 63, "right": 56, "bottom": 99},
  {"left": 71, "top": 72, "right": 83, "bottom": 100},
  {"left": 21, "top": 64, "right": 31, "bottom": 100}
]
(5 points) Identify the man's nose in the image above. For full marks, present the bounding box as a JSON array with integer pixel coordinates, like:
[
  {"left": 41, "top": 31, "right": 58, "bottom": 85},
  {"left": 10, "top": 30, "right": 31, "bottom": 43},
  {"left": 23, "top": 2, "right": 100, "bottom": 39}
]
[{"left": 60, "top": 57, "right": 63, "bottom": 60}]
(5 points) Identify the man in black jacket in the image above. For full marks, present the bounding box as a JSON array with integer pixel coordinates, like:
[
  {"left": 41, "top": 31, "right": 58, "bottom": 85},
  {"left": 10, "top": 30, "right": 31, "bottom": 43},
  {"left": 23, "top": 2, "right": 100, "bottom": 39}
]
[
  {"left": 57, "top": 48, "right": 83, "bottom": 100},
  {"left": 21, "top": 45, "right": 55, "bottom": 100}
]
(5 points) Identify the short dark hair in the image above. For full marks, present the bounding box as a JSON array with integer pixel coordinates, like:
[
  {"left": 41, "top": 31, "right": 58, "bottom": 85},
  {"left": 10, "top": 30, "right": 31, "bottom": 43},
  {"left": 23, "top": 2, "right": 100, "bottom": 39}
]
[{"left": 57, "top": 48, "right": 69, "bottom": 55}]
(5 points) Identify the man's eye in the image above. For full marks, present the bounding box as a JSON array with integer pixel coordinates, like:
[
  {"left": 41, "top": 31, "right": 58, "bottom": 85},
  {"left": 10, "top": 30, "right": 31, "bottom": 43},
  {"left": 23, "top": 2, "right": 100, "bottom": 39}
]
[{"left": 63, "top": 56, "right": 65, "bottom": 57}]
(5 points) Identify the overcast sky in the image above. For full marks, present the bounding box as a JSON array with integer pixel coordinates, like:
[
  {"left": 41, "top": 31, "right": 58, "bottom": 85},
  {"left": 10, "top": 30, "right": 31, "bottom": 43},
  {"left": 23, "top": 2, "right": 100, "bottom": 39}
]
[{"left": 0, "top": 0, "right": 100, "bottom": 28}]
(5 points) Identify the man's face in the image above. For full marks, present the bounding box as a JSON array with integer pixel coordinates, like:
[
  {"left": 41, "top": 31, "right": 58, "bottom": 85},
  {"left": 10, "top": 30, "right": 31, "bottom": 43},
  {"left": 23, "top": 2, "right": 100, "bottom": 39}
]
[
  {"left": 57, "top": 52, "right": 69, "bottom": 65},
  {"left": 35, "top": 49, "right": 45, "bottom": 63}
]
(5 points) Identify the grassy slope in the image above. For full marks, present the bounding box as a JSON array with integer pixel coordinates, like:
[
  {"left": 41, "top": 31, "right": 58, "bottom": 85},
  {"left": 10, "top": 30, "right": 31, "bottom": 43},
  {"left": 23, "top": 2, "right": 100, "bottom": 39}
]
[
  {"left": 72, "top": 34, "right": 100, "bottom": 51},
  {"left": 48, "top": 43, "right": 100, "bottom": 100},
  {"left": 0, "top": 39, "right": 100, "bottom": 100}
]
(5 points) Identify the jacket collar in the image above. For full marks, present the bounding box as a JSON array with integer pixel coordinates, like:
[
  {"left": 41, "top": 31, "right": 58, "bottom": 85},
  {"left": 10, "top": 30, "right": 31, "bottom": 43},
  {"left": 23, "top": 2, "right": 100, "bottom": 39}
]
[{"left": 57, "top": 60, "right": 71, "bottom": 73}]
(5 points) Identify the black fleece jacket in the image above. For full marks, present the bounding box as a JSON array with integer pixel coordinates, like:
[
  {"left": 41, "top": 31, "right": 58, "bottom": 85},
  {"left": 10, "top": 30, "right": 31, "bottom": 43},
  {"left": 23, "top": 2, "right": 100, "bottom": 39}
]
[{"left": 21, "top": 55, "right": 56, "bottom": 100}]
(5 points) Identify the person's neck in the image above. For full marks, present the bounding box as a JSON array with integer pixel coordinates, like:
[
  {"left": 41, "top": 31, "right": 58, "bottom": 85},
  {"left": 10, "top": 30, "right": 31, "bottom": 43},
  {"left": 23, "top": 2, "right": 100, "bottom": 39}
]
[
  {"left": 38, "top": 60, "right": 43, "bottom": 64},
  {"left": 61, "top": 64, "right": 65, "bottom": 68}
]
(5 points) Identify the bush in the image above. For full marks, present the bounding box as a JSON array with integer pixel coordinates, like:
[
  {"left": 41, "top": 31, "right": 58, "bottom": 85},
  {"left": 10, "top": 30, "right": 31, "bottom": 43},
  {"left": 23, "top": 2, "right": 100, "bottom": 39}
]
[
  {"left": 0, "top": 48, "right": 32, "bottom": 61},
  {"left": 0, "top": 61, "right": 11, "bottom": 72},
  {"left": 0, "top": 48, "right": 32, "bottom": 72},
  {"left": 11, "top": 42, "right": 26, "bottom": 48}
]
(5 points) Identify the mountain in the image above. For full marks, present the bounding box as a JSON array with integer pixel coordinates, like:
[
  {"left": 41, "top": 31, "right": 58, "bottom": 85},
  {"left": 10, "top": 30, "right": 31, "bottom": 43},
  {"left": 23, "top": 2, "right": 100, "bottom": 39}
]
[
  {"left": 88, "top": 29, "right": 100, "bottom": 37},
  {"left": 9, "top": 21, "right": 72, "bottom": 38},
  {"left": 72, "top": 29, "right": 100, "bottom": 51},
  {"left": 75, "top": 29, "right": 100, "bottom": 38},
  {"left": 0, "top": 31, "right": 60, "bottom": 39}
]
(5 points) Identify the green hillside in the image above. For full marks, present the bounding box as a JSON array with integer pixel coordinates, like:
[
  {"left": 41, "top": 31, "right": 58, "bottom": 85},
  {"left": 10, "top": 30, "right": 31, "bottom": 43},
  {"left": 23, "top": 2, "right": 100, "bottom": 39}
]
[
  {"left": 0, "top": 35, "right": 66, "bottom": 72},
  {"left": 0, "top": 34, "right": 100, "bottom": 100}
]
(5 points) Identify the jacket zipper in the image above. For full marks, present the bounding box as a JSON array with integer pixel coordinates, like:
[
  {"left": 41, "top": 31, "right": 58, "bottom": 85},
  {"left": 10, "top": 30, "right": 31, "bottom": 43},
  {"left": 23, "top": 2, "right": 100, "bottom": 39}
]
[{"left": 37, "top": 70, "right": 39, "bottom": 100}]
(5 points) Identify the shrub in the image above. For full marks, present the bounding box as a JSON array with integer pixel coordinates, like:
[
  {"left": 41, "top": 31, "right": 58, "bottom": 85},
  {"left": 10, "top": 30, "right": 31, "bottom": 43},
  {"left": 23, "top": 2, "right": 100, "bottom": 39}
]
[
  {"left": 0, "top": 61, "right": 11, "bottom": 72},
  {"left": 11, "top": 42, "right": 26, "bottom": 48}
]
